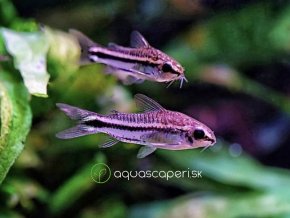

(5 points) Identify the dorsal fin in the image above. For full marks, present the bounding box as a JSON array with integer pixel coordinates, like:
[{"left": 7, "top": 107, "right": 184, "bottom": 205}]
[
  {"left": 110, "top": 110, "right": 120, "bottom": 114},
  {"left": 130, "top": 31, "right": 150, "bottom": 48},
  {"left": 134, "top": 94, "right": 165, "bottom": 112},
  {"left": 69, "top": 29, "right": 100, "bottom": 65},
  {"left": 107, "top": 42, "right": 123, "bottom": 50},
  {"left": 69, "top": 29, "right": 98, "bottom": 48}
]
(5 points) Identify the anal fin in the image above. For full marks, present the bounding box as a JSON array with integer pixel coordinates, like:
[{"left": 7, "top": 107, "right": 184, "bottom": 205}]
[{"left": 137, "top": 146, "right": 156, "bottom": 158}]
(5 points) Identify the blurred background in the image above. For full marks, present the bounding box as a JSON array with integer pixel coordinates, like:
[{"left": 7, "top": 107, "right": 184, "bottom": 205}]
[{"left": 1, "top": 0, "right": 290, "bottom": 217}]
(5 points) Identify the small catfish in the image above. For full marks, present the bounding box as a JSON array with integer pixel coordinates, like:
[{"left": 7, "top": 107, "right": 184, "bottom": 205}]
[
  {"left": 56, "top": 94, "right": 216, "bottom": 158},
  {"left": 70, "top": 30, "right": 187, "bottom": 87}
]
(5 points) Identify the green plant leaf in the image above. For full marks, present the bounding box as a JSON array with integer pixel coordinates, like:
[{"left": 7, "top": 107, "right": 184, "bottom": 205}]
[
  {"left": 0, "top": 71, "right": 32, "bottom": 184},
  {"left": 49, "top": 153, "right": 107, "bottom": 215},
  {"left": 158, "top": 145, "right": 290, "bottom": 191},
  {"left": 44, "top": 27, "right": 80, "bottom": 79},
  {"left": 129, "top": 190, "right": 290, "bottom": 218},
  {"left": 1, "top": 28, "right": 49, "bottom": 97},
  {"left": 0, "top": 0, "right": 18, "bottom": 26}
]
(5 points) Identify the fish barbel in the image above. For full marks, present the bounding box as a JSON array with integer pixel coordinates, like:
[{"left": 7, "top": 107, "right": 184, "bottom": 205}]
[
  {"left": 56, "top": 94, "right": 216, "bottom": 158},
  {"left": 70, "top": 30, "right": 187, "bottom": 87}
]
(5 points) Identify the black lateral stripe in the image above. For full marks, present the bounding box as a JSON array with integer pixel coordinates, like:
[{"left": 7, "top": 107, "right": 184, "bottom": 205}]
[
  {"left": 89, "top": 51, "right": 157, "bottom": 67},
  {"left": 113, "top": 136, "right": 141, "bottom": 142},
  {"left": 89, "top": 51, "right": 181, "bottom": 75},
  {"left": 83, "top": 119, "right": 174, "bottom": 132}
]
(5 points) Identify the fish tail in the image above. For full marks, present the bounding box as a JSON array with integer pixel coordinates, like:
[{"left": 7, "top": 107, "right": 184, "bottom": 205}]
[
  {"left": 56, "top": 103, "right": 99, "bottom": 139},
  {"left": 56, "top": 124, "right": 97, "bottom": 139},
  {"left": 69, "top": 29, "right": 101, "bottom": 65}
]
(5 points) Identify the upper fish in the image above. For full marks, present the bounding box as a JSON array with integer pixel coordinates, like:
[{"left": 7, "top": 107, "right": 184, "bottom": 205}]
[
  {"left": 70, "top": 29, "right": 187, "bottom": 87},
  {"left": 56, "top": 94, "right": 216, "bottom": 158}
]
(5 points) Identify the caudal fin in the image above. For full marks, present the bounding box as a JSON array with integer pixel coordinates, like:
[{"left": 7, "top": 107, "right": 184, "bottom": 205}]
[
  {"left": 69, "top": 29, "right": 100, "bottom": 65},
  {"left": 56, "top": 103, "right": 96, "bottom": 120},
  {"left": 56, "top": 124, "right": 97, "bottom": 139},
  {"left": 56, "top": 103, "right": 99, "bottom": 139}
]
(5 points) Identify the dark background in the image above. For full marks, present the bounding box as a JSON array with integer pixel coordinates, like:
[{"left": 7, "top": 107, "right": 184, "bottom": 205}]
[{"left": 1, "top": 0, "right": 290, "bottom": 217}]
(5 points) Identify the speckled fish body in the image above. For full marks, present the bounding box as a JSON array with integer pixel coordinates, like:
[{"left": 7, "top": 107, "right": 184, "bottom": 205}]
[
  {"left": 56, "top": 94, "right": 215, "bottom": 158},
  {"left": 70, "top": 30, "right": 187, "bottom": 87}
]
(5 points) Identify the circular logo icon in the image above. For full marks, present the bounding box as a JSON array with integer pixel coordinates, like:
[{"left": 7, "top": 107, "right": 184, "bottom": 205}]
[{"left": 91, "top": 163, "right": 111, "bottom": 184}]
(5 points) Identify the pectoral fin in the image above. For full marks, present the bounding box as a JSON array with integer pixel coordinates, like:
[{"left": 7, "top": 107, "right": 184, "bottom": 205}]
[
  {"left": 105, "top": 66, "right": 145, "bottom": 84},
  {"left": 141, "top": 131, "right": 180, "bottom": 146},
  {"left": 124, "top": 75, "right": 144, "bottom": 85},
  {"left": 137, "top": 146, "right": 157, "bottom": 158}
]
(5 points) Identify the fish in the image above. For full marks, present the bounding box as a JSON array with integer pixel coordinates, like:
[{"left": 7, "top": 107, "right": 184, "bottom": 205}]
[
  {"left": 70, "top": 29, "right": 187, "bottom": 87},
  {"left": 56, "top": 94, "right": 216, "bottom": 158}
]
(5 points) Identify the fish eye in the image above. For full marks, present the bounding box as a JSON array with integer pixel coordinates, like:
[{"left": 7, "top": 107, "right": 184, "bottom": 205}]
[
  {"left": 162, "top": 63, "right": 173, "bottom": 72},
  {"left": 193, "top": 129, "right": 205, "bottom": 140}
]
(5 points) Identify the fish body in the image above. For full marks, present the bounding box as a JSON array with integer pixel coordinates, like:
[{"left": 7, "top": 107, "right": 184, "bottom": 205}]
[
  {"left": 56, "top": 94, "right": 216, "bottom": 158},
  {"left": 70, "top": 30, "right": 187, "bottom": 87}
]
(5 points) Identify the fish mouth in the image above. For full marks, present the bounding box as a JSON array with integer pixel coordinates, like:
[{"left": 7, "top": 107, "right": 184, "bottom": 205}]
[
  {"left": 179, "top": 75, "right": 188, "bottom": 88},
  {"left": 205, "top": 136, "right": 216, "bottom": 145},
  {"left": 165, "top": 75, "right": 187, "bottom": 88},
  {"left": 199, "top": 136, "right": 216, "bottom": 152}
]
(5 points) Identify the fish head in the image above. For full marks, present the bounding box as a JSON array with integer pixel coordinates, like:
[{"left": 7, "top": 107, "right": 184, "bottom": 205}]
[
  {"left": 130, "top": 31, "right": 186, "bottom": 83},
  {"left": 186, "top": 122, "right": 216, "bottom": 149},
  {"left": 156, "top": 50, "right": 187, "bottom": 86}
]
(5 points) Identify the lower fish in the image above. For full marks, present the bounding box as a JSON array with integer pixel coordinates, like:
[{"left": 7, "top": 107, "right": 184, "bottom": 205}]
[
  {"left": 70, "top": 30, "right": 187, "bottom": 87},
  {"left": 56, "top": 94, "right": 216, "bottom": 158}
]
